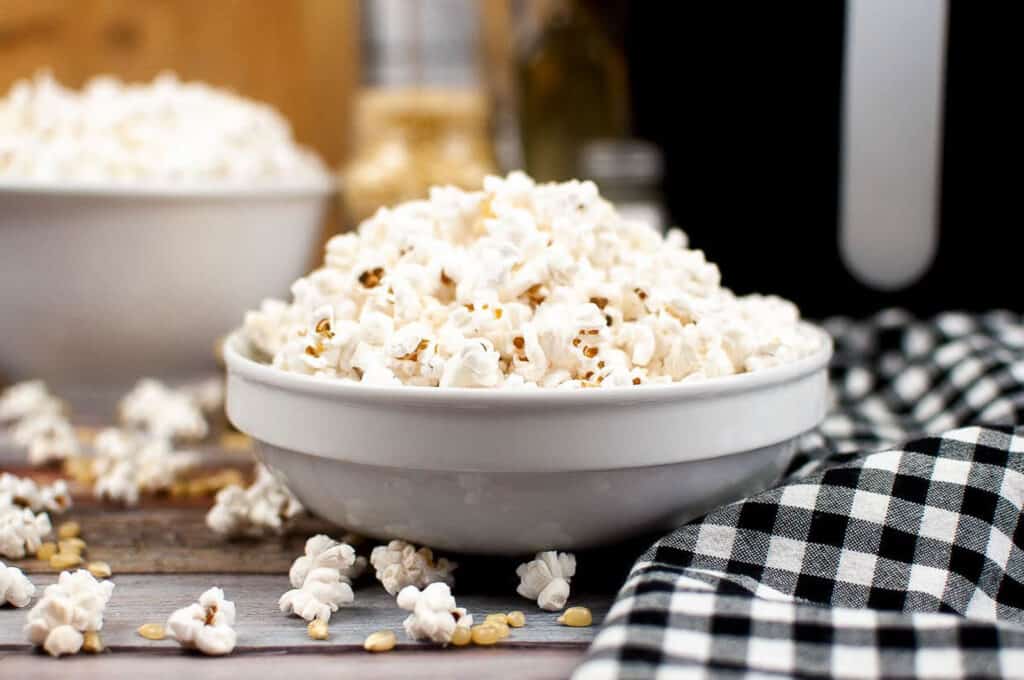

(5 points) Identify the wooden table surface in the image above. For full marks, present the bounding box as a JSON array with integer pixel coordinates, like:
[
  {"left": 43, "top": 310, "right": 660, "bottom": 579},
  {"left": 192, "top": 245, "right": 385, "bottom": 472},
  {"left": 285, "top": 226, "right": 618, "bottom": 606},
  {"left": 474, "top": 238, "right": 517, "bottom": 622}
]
[{"left": 0, "top": 431, "right": 638, "bottom": 678}]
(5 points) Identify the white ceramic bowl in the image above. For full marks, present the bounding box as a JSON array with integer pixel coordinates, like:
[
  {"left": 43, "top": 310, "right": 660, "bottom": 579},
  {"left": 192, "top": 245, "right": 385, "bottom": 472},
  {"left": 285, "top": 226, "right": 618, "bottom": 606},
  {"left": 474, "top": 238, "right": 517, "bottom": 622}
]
[
  {"left": 225, "top": 326, "right": 832, "bottom": 555},
  {"left": 0, "top": 180, "right": 331, "bottom": 388}
]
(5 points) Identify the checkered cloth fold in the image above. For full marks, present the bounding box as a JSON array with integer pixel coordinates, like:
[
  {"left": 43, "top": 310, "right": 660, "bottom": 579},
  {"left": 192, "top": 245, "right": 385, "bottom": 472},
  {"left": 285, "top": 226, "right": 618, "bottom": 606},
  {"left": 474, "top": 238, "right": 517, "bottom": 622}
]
[{"left": 575, "top": 311, "right": 1024, "bottom": 679}]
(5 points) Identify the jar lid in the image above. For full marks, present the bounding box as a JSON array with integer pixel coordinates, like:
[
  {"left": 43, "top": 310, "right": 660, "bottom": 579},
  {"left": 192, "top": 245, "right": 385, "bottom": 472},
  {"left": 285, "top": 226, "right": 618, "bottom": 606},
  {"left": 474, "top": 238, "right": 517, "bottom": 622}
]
[
  {"left": 578, "top": 139, "right": 664, "bottom": 186},
  {"left": 361, "top": 0, "right": 481, "bottom": 88}
]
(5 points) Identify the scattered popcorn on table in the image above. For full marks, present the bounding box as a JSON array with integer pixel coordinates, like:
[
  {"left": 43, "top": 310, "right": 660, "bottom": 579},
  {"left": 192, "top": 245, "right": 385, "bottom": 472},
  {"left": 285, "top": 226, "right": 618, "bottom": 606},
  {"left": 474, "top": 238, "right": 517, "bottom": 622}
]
[
  {"left": 241, "top": 172, "right": 823, "bottom": 389},
  {"left": 166, "top": 587, "right": 237, "bottom": 656},
  {"left": 516, "top": 550, "right": 576, "bottom": 611},
  {"left": 0, "top": 72, "right": 328, "bottom": 186},
  {"left": 370, "top": 539, "right": 457, "bottom": 596},
  {"left": 205, "top": 464, "right": 304, "bottom": 537},
  {"left": 1, "top": 559, "right": 35, "bottom": 607},
  {"left": 0, "top": 473, "right": 71, "bottom": 514},
  {"left": 24, "top": 569, "right": 115, "bottom": 657},
  {"left": 119, "top": 379, "right": 208, "bottom": 441},
  {"left": 0, "top": 502, "right": 52, "bottom": 559},
  {"left": 279, "top": 535, "right": 359, "bottom": 622},
  {"left": 288, "top": 534, "right": 366, "bottom": 588},
  {"left": 396, "top": 582, "right": 472, "bottom": 645},
  {"left": 92, "top": 427, "right": 199, "bottom": 506}
]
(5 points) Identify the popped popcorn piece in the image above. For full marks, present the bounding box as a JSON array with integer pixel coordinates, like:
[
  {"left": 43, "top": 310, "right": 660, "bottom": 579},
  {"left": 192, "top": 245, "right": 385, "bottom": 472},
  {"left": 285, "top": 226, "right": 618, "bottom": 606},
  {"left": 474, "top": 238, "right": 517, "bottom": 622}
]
[
  {"left": 396, "top": 583, "right": 472, "bottom": 644},
  {"left": 24, "top": 569, "right": 115, "bottom": 657},
  {"left": 119, "top": 379, "right": 208, "bottom": 441},
  {"left": 180, "top": 377, "right": 226, "bottom": 414},
  {"left": 242, "top": 173, "right": 823, "bottom": 389},
  {"left": 279, "top": 566, "right": 355, "bottom": 622},
  {"left": 166, "top": 587, "right": 237, "bottom": 656},
  {"left": 0, "top": 473, "right": 72, "bottom": 514},
  {"left": 205, "top": 464, "right": 304, "bottom": 537},
  {"left": 370, "top": 539, "right": 457, "bottom": 596},
  {"left": 0, "top": 560, "right": 35, "bottom": 607},
  {"left": 0, "top": 381, "right": 63, "bottom": 423},
  {"left": 0, "top": 72, "right": 328, "bottom": 186},
  {"left": 0, "top": 503, "right": 52, "bottom": 559},
  {"left": 280, "top": 534, "right": 359, "bottom": 622},
  {"left": 91, "top": 427, "right": 199, "bottom": 506},
  {"left": 8, "top": 411, "right": 80, "bottom": 466},
  {"left": 516, "top": 550, "right": 576, "bottom": 611},
  {"left": 288, "top": 534, "right": 367, "bottom": 588}
]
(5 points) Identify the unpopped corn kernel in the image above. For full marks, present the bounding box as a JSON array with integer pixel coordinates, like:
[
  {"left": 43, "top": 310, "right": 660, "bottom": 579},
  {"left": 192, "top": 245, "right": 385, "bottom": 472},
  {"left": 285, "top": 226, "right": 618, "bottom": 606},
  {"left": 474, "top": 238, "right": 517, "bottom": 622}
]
[
  {"left": 450, "top": 626, "right": 472, "bottom": 647},
  {"left": 471, "top": 624, "right": 501, "bottom": 646},
  {"left": 36, "top": 542, "right": 57, "bottom": 561},
  {"left": 49, "top": 552, "right": 82, "bottom": 570},
  {"left": 137, "top": 623, "right": 166, "bottom": 640},
  {"left": 307, "top": 619, "right": 329, "bottom": 640},
  {"left": 87, "top": 561, "right": 112, "bottom": 579},
  {"left": 82, "top": 631, "right": 104, "bottom": 654},
  {"left": 58, "top": 538, "right": 86, "bottom": 555},
  {"left": 57, "top": 521, "right": 80, "bottom": 539},
  {"left": 363, "top": 629, "right": 396, "bottom": 652},
  {"left": 506, "top": 611, "right": 526, "bottom": 628},
  {"left": 557, "top": 606, "right": 593, "bottom": 627},
  {"left": 485, "top": 613, "right": 508, "bottom": 625}
]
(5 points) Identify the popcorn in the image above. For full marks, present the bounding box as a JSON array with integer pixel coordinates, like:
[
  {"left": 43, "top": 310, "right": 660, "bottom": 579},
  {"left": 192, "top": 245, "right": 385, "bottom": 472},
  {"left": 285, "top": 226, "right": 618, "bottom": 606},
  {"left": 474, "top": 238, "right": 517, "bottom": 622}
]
[
  {"left": 119, "top": 379, "right": 208, "bottom": 441},
  {"left": 1, "top": 560, "right": 35, "bottom": 607},
  {"left": 166, "top": 587, "right": 237, "bottom": 656},
  {"left": 396, "top": 582, "right": 472, "bottom": 645},
  {"left": 370, "top": 540, "right": 457, "bottom": 596},
  {"left": 91, "top": 427, "right": 199, "bottom": 506},
  {"left": 242, "top": 173, "right": 822, "bottom": 388},
  {"left": 206, "top": 464, "right": 304, "bottom": 537},
  {"left": 0, "top": 72, "right": 327, "bottom": 186},
  {"left": 516, "top": 550, "right": 576, "bottom": 611},
  {"left": 0, "top": 473, "right": 72, "bottom": 514},
  {"left": 24, "top": 569, "right": 115, "bottom": 657},
  {"left": 0, "top": 381, "right": 63, "bottom": 423},
  {"left": 279, "top": 534, "right": 360, "bottom": 622},
  {"left": 288, "top": 534, "right": 367, "bottom": 588},
  {"left": 0, "top": 503, "right": 52, "bottom": 559}
]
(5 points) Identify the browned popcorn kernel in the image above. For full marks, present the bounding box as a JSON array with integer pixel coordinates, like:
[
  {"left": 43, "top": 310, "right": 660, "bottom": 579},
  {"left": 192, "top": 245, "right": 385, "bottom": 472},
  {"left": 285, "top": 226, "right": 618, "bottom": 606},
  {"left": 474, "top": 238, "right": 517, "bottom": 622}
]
[
  {"left": 137, "top": 623, "right": 166, "bottom": 640},
  {"left": 359, "top": 267, "right": 385, "bottom": 288},
  {"left": 450, "top": 626, "right": 472, "bottom": 647},
  {"left": 440, "top": 270, "right": 454, "bottom": 286},
  {"left": 57, "top": 521, "right": 80, "bottom": 539},
  {"left": 586, "top": 329, "right": 599, "bottom": 335},
  {"left": 314, "top": 317, "right": 333, "bottom": 335},
  {"left": 633, "top": 377, "right": 642, "bottom": 385},
  {"left": 634, "top": 288, "right": 648, "bottom": 300},
  {"left": 572, "top": 337, "right": 581, "bottom": 347},
  {"left": 493, "top": 308, "right": 503, "bottom": 320},
  {"left": 583, "top": 346, "right": 599, "bottom": 358},
  {"left": 307, "top": 619, "right": 329, "bottom": 640},
  {"left": 87, "top": 561, "right": 112, "bottom": 579},
  {"left": 589, "top": 296, "right": 609, "bottom": 309},
  {"left": 506, "top": 611, "right": 526, "bottom": 628},
  {"left": 36, "top": 541, "right": 58, "bottom": 561},
  {"left": 82, "top": 631, "right": 104, "bottom": 654},
  {"left": 512, "top": 336, "right": 525, "bottom": 350},
  {"left": 557, "top": 606, "right": 593, "bottom": 627},
  {"left": 470, "top": 624, "right": 501, "bottom": 646},
  {"left": 363, "top": 629, "right": 396, "bottom": 652}
]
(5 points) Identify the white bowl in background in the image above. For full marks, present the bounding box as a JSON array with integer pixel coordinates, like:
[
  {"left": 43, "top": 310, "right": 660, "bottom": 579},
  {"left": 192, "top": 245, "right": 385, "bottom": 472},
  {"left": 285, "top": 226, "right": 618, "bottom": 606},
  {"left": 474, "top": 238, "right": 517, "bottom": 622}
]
[
  {"left": 224, "top": 326, "right": 832, "bottom": 555},
  {"left": 0, "top": 180, "right": 331, "bottom": 389}
]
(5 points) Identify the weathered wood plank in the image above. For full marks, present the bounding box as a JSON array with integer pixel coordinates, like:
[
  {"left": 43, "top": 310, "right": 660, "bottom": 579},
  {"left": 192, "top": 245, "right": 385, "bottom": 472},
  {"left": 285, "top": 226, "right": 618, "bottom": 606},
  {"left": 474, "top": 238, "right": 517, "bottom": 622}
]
[
  {"left": 0, "top": 573, "right": 610, "bottom": 650},
  {"left": 0, "top": 649, "right": 586, "bottom": 680}
]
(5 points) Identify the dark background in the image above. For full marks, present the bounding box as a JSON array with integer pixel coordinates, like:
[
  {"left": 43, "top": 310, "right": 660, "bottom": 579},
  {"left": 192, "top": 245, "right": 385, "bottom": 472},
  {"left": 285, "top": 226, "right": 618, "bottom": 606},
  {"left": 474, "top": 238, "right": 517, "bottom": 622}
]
[{"left": 624, "top": 2, "right": 1020, "bottom": 319}]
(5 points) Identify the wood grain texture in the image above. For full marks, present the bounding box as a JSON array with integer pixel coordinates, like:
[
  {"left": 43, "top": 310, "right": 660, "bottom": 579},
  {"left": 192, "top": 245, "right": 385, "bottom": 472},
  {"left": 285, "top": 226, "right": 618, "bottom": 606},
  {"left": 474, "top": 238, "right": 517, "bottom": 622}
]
[{"left": 0, "top": 649, "right": 585, "bottom": 680}]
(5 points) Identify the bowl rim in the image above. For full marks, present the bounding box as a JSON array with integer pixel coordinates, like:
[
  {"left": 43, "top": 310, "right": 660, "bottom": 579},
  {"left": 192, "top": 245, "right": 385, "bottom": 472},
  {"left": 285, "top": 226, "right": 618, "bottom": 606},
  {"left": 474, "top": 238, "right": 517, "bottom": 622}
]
[
  {"left": 224, "top": 323, "right": 833, "bottom": 407},
  {"left": 0, "top": 176, "right": 335, "bottom": 199}
]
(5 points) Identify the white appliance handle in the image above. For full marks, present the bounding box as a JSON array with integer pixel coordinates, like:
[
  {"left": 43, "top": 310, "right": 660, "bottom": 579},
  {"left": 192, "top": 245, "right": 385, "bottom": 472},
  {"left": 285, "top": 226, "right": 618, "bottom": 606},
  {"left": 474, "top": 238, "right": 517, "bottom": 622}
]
[{"left": 840, "top": 0, "right": 948, "bottom": 290}]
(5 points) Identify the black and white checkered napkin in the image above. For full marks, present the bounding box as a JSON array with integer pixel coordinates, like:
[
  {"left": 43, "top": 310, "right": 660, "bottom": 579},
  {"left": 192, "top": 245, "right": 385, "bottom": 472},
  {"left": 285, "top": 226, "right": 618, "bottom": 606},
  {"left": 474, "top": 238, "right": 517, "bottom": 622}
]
[{"left": 575, "top": 311, "right": 1024, "bottom": 679}]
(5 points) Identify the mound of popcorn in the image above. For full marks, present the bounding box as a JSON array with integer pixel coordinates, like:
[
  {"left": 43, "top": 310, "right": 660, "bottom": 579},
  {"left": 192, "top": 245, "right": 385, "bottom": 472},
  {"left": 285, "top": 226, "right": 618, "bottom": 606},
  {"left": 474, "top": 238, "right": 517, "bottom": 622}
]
[
  {"left": 243, "top": 172, "right": 822, "bottom": 389},
  {"left": 0, "top": 72, "right": 327, "bottom": 185}
]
